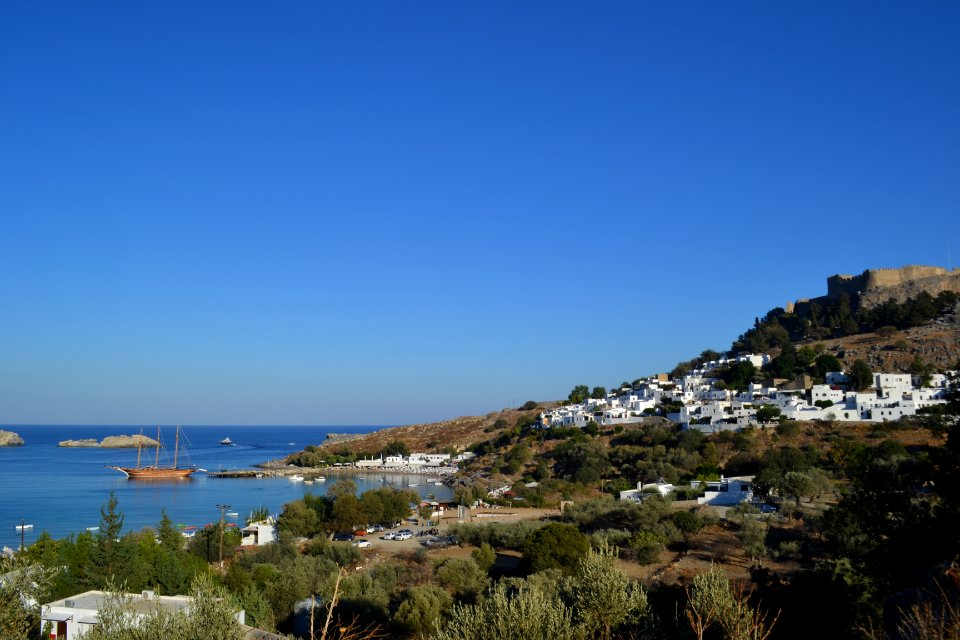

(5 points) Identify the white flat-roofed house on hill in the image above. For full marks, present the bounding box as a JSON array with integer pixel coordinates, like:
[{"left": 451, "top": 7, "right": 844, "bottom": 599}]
[
  {"left": 241, "top": 518, "right": 277, "bottom": 547},
  {"left": 875, "top": 373, "right": 913, "bottom": 398},
  {"left": 619, "top": 478, "right": 675, "bottom": 502},
  {"left": 40, "top": 590, "right": 245, "bottom": 640},
  {"left": 694, "top": 477, "right": 754, "bottom": 506},
  {"left": 811, "top": 384, "right": 845, "bottom": 405}
]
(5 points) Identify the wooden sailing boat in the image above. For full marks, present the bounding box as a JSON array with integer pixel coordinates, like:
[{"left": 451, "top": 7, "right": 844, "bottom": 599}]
[{"left": 108, "top": 426, "right": 196, "bottom": 479}]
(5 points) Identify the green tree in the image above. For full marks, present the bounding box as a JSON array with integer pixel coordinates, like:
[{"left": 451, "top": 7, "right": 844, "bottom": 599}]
[
  {"left": 432, "top": 581, "right": 584, "bottom": 640},
  {"left": 384, "top": 440, "right": 410, "bottom": 457},
  {"left": 848, "top": 359, "right": 874, "bottom": 392},
  {"left": 552, "top": 440, "right": 610, "bottom": 485},
  {"left": 330, "top": 494, "right": 366, "bottom": 533},
  {"left": 756, "top": 405, "right": 781, "bottom": 422},
  {"left": 277, "top": 500, "right": 321, "bottom": 537},
  {"left": 738, "top": 519, "right": 768, "bottom": 567},
  {"left": 0, "top": 558, "right": 58, "bottom": 640},
  {"left": 157, "top": 511, "right": 183, "bottom": 554},
  {"left": 395, "top": 585, "right": 453, "bottom": 636},
  {"left": 685, "top": 565, "right": 734, "bottom": 640},
  {"left": 590, "top": 386, "right": 607, "bottom": 400},
  {"left": 87, "top": 492, "right": 136, "bottom": 588},
  {"left": 564, "top": 542, "right": 649, "bottom": 640},
  {"left": 472, "top": 542, "right": 496, "bottom": 573},
  {"left": 568, "top": 385, "right": 590, "bottom": 404},
  {"left": 780, "top": 470, "right": 817, "bottom": 506},
  {"left": 435, "top": 558, "right": 489, "bottom": 602},
  {"left": 522, "top": 523, "right": 590, "bottom": 574}
]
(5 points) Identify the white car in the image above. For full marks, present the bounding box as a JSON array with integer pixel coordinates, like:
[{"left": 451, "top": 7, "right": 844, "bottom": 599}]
[
  {"left": 353, "top": 540, "right": 371, "bottom": 548},
  {"left": 381, "top": 532, "right": 397, "bottom": 540},
  {"left": 393, "top": 532, "right": 412, "bottom": 541}
]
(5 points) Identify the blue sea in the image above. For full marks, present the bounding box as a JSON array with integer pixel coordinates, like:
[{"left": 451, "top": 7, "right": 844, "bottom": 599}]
[{"left": 0, "top": 425, "right": 453, "bottom": 549}]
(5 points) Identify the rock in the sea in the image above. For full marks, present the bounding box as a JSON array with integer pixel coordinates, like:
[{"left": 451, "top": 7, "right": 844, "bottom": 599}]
[
  {"left": 58, "top": 439, "right": 101, "bottom": 448},
  {"left": 0, "top": 430, "right": 25, "bottom": 446},
  {"left": 99, "top": 435, "right": 161, "bottom": 448},
  {"left": 58, "top": 435, "right": 160, "bottom": 448}
]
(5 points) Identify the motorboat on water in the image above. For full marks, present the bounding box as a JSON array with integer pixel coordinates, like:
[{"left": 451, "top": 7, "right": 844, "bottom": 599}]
[{"left": 219, "top": 437, "right": 233, "bottom": 446}]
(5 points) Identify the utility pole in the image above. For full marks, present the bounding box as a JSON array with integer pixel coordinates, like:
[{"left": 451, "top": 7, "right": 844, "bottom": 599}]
[
  {"left": 216, "top": 503, "right": 230, "bottom": 569},
  {"left": 19, "top": 517, "right": 25, "bottom": 553}
]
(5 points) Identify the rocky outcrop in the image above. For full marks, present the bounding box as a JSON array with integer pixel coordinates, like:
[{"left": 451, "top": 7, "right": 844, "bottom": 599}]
[
  {"left": 0, "top": 430, "right": 25, "bottom": 446},
  {"left": 58, "top": 439, "right": 101, "bottom": 447},
  {"left": 100, "top": 435, "right": 160, "bottom": 448},
  {"left": 58, "top": 435, "right": 160, "bottom": 448}
]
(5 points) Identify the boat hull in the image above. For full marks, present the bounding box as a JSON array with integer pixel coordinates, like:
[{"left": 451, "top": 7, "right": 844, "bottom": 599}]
[{"left": 110, "top": 466, "right": 196, "bottom": 479}]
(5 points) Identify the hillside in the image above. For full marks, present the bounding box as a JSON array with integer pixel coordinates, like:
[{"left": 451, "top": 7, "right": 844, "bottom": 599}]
[
  {"left": 312, "top": 406, "right": 554, "bottom": 457},
  {"left": 807, "top": 311, "right": 960, "bottom": 373}
]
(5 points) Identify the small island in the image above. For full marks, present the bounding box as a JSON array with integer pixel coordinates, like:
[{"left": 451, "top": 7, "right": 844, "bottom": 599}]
[
  {"left": 59, "top": 435, "right": 160, "bottom": 448},
  {"left": 0, "top": 430, "right": 25, "bottom": 446}
]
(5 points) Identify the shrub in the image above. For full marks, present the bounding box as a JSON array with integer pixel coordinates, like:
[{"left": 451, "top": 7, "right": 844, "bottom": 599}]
[
  {"left": 629, "top": 532, "right": 664, "bottom": 565},
  {"left": 522, "top": 523, "right": 590, "bottom": 574}
]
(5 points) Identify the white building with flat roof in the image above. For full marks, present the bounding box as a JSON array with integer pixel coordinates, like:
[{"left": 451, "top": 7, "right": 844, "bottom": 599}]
[{"left": 40, "top": 590, "right": 245, "bottom": 640}]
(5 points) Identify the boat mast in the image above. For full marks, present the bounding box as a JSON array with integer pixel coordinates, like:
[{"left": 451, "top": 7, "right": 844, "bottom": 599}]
[
  {"left": 174, "top": 426, "right": 180, "bottom": 469},
  {"left": 136, "top": 428, "right": 143, "bottom": 468},
  {"left": 155, "top": 426, "right": 161, "bottom": 466}
]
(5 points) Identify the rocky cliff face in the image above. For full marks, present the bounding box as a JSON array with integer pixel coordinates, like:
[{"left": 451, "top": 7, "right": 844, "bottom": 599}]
[
  {"left": 58, "top": 435, "right": 160, "bottom": 448},
  {"left": 0, "top": 430, "right": 25, "bottom": 446}
]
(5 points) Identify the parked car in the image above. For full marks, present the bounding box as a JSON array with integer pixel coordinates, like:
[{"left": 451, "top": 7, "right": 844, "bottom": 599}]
[
  {"left": 367, "top": 524, "right": 384, "bottom": 533},
  {"left": 381, "top": 532, "right": 397, "bottom": 540},
  {"left": 422, "top": 537, "right": 450, "bottom": 548},
  {"left": 394, "top": 532, "right": 412, "bottom": 541},
  {"left": 353, "top": 540, "right": 371, "bottom": 548},
  {"left": 332, "top": 532, "right": 354, "bottom": 542},
  {"left": 354, "top": 529, "right": 367, "bottom": 537}
]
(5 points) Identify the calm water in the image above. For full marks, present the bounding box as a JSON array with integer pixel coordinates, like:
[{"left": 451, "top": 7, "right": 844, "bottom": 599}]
[{"left": 0, "top": 425, "right": 453, "bottom": 549}]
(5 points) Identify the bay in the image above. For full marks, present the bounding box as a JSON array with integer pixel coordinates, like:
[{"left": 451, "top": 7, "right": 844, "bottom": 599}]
[{"left": 0, "top": 425, "right": 453, "bottom": 549}]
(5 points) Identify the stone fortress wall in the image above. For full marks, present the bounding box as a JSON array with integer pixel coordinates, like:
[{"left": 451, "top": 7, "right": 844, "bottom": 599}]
[{"left": 793, "top": 265, "right": 960, "bottom": 312}]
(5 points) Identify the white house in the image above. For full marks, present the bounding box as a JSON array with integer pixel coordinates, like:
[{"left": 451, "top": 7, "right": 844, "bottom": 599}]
[
  {"left": 40, "top": 590, "right": 245, "bottom": 640},
  {"left": 619, "top": 478, "right": 675, "bottom": 502},
  {"left": 694, "top": 477, "right": 754, "bottom": 506},
  {"left": 875, "top": 373, "right": 913, "bottom": 398},
  {"left": 240, "top": 518, "right": 277, "bottom": 547},
  {"left": 811, "top": 384, "right": 844, "bottom": 405}
]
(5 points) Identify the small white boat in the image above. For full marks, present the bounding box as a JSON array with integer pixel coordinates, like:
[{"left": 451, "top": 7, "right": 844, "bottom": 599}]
[
  {"left": 409, "top": 483, "right": 418, "bottom": 487},
  {"left": 316, "top": 476, "right": 325, "bottom": 482},
  {"left": 219, "top": 437, "right": 233, "bottom": 446},
  {"left": 226, "top": 512, "right": 239, "bottom": 518},
  {"left": 15, "top": 524, "right": 33, "bottom": 531},
  {"left": 289, "top": 475, "right": 304, "bottom": 482},
  {"left": 304, "top": 480, "right": 314, "bottom": 485},
  {"left": 86, "top": 526, "right": 99, "bottom": 531}
]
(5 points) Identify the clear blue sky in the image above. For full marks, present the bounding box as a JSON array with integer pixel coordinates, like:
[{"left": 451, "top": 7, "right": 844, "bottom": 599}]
[{"left": 1, "top": 2, "right": 958, "bottom": 425}]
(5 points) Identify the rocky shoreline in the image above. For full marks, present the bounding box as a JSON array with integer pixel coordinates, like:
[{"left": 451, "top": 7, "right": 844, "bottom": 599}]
[
  {"left": 59, "top": 434, "right": 161, "bottom": 448},
  {"left": 0, "top": 430, "right": 25, "bottom": 446}
]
